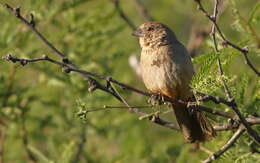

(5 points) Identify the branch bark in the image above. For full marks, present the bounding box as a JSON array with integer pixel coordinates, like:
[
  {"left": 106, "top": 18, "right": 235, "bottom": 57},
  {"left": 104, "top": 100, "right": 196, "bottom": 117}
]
[{"left": 203, "top": 125, "right": 245, "bottom": 163}]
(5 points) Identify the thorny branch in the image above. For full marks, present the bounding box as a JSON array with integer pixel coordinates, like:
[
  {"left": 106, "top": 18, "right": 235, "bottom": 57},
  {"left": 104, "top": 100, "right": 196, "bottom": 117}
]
[
  {"left": 2, "top": 2, "right": 260, "bottom": 163},
  {"left": 195, "top": 0, "right": 260, "bottom": 145},
  {"left": 195, "top": 0, "right": 260, "bottom": 76}
]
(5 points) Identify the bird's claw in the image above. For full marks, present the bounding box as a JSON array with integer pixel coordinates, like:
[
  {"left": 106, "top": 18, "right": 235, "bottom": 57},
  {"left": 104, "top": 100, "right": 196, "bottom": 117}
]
[{"left": 188, "top": 107, "right": 196, "bottom": 115}]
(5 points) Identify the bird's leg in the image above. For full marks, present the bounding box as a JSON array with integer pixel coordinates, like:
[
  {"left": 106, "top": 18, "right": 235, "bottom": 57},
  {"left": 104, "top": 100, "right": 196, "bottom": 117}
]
[{"left": 147, "top": 93, "right": 165, "bottom": 106}]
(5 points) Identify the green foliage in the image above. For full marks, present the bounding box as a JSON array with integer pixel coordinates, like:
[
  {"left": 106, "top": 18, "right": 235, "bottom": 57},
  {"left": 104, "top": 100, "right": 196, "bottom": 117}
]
[
  {"left": 0, "top": 0, "right": 259, "bottom": 163},
  {"left": 191, "top": 51, "right": 219, "bottom": 94}
]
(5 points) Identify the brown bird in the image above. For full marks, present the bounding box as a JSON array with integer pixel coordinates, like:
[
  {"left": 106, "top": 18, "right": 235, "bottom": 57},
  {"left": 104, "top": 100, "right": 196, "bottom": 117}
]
[{"left": 132, "top": 22, "right": 216, "bottom": 143}]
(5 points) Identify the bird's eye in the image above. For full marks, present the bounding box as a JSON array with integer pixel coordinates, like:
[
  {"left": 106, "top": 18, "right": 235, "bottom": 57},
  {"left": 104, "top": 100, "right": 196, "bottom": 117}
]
[{"left": 147, "top": 27, "right": 154, "bottom": 31}]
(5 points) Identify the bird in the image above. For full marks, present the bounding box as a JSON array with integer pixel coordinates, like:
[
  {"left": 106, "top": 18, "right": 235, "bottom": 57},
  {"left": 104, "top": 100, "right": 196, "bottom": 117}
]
[{"left": 132, "top": 21, "right": 216, "bottom": 143}]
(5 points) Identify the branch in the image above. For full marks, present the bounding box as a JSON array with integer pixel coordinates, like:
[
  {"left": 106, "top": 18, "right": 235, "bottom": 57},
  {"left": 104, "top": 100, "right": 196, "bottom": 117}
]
[
  {"left": 194, "top": 0, "right": 260, "bottom": 76},
  {"left": 203, "top": 125, "right": 245, "bottom": 163},
  {"left": 195, "top": 91, "right": 235, "bottom": 107}
]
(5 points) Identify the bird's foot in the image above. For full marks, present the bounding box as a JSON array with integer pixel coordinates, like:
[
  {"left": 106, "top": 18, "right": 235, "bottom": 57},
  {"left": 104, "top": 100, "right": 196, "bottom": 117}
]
[{"left": 148, "top": 93, "right": 165, "bottom": 106}]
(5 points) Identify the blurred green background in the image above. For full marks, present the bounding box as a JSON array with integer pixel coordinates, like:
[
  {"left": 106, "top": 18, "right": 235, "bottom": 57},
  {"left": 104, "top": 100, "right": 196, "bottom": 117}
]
[{"left": 0, "top": 0, "right": 259, "bottom": 162}]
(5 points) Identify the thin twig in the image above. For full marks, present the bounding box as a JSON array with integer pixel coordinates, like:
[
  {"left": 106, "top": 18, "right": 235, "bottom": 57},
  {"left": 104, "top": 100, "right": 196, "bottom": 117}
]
[
  {"left": 110, "top": 0, "right": 136, "bottom": 30},
  {"left": 203, "top": 125, "right": 245, "bottom": 163}
]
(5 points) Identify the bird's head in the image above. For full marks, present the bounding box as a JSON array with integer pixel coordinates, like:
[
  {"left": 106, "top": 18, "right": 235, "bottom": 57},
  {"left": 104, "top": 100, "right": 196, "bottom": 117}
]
[{"left": 132, "top": 21, "right": 177, "bottom": 49}]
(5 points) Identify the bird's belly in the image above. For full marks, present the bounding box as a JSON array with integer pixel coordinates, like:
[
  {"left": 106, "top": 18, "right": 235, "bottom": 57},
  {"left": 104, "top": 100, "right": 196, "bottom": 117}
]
[{"left": 140, "top": 52, "right": 178, "bottom": 98}]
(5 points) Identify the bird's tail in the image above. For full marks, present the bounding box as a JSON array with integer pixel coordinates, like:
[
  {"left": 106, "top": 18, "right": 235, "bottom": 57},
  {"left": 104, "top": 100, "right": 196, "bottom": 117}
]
[{"left": 172, "top": 103, "right": 216, "bottom": 143}]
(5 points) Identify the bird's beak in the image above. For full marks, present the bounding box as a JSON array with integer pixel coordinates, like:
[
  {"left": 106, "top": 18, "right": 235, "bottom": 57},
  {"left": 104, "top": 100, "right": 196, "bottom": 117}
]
[{"left": 132, "top": 28, "right": 144, "bottom": 37}]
